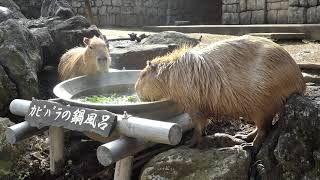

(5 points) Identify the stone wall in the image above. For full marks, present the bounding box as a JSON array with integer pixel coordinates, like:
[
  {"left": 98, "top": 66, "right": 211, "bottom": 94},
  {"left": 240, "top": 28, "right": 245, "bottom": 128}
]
[
  {"left": 70, "top": 0, "right": 221, "bottom": 27},
  {"left": 288, "top": 0, "right": 320, "bottom": 23},
  {"left": 223, "top": 0, "right": 320, "bottom": 24}
]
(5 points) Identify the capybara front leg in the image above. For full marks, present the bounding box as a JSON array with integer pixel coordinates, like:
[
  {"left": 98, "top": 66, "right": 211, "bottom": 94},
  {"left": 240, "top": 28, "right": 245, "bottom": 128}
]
[
  {"left": 188, "top": 112, "right": 208, "bottom": 148},
  {"left": 234, "top": 127, "right": 258, "bottom": 142}
]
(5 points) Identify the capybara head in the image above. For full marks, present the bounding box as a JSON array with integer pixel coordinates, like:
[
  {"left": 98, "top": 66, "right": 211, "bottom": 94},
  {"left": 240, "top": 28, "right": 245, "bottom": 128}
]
[
  {"left": 83, "top": 36, "right": 111, "bottom": 72},
  {"left": 135, "top": 61, "right": 167, "bottom": 101}
]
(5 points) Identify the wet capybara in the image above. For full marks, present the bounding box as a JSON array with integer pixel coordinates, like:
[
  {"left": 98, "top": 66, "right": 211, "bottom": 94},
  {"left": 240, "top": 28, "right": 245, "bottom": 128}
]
[
  {"left": 135, "top": 35, "right": 306, "bottom": 152},
  {"left": 58, "top": 36, "right": 111, "bottom": 81}
]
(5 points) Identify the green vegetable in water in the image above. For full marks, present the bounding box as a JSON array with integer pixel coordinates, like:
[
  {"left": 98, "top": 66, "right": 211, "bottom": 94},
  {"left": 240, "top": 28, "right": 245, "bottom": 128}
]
[{"left": 79, "top": 93, "right": 140, "bottom": 104}]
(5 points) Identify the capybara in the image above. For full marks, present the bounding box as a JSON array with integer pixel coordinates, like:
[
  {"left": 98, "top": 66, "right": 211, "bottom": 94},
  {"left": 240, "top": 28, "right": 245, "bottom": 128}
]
[
  {"left": 58, "top": 36, "right": 112, "bottom": 143},
  {"left": 135, "top": 35, "right": 306, "bottom": 152},
  {"left": 58, "top": 35, "right": 111, "bottom": 81}
]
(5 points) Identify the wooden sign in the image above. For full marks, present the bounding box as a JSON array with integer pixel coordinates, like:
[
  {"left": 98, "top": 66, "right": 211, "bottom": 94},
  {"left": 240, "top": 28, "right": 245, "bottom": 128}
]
[{"left": 25, "top": 99, "right": 117, "bottom": 137}]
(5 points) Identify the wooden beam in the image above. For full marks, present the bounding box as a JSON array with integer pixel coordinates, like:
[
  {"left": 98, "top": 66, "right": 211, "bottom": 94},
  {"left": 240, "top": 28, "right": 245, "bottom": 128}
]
[
  {"left": 5, "top": 121, "right": 47, "bottom": 144},
  {"left": 113, "top": 156, "right": 133, "bottom": 180},
  {"left": 97, "top": 113, "right": 193, "bottom": 166},
  {"left": 117, "top": 115, "right": 182, "bottom": 145},
  {"left": 49, "top": 126, "right": 65, "bottom": 175}
]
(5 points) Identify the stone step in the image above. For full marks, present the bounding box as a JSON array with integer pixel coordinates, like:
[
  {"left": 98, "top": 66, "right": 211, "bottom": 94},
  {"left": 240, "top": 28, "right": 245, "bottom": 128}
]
[
  {"left": 143, "top": 24, "right": 320, "bottom": 40},
  {"left": 248, "top": 33, "right": 305, "bottom": 40}
]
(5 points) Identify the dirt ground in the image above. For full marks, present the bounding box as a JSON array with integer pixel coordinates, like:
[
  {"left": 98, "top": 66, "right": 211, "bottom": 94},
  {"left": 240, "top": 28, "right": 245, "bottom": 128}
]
[{"left": 100, "top": 28, "right": 320, "bottom": 64}]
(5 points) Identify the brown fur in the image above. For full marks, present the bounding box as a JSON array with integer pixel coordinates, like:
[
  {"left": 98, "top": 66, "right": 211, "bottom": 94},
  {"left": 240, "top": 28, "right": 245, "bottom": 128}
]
[
  {"left": 135, "top": 35, "right": 306, "bottom": 150},
  {"left": 58, "top": 36, "right": 112, "bottom": 143},
  {"left": 58, "top": 36, "right": 111, "bottom": 81}
]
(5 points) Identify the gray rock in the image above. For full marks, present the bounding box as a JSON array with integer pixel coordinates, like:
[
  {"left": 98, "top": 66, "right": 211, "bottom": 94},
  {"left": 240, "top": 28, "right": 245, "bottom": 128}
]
[
  {"left": 222, "top": 13, "right": 240, "bottom": 24},
  {"left": 288, "top": 7, "right": 306, "bottom": 23},
  {"left": 0, "top": 19, "right": 42, "bottom": 102},
  {"left": 317, "top": 6, "right": 320, "bottom": 23},
  {"left": 239, "top": 0, "right": 247, "bottom": 12},
  {"left": 140, "top": 146, "right": 251, "bottom": 180},
  {"left": 277, "top": 10, "right": 288, "bottom": 23},
  {"left": 280, "top": 1, "right": 289, "bottom": 10},
  {"left": 255, "top": 88, "right": 320, "bottom": 179},
  {"left": 256, "top": 0, "right": 266, "bottom": 10},
  {"left": 223, "top": 0, "right": 240, "bottom": 4},
  {"left": 112, "top": 0, "right": 122, "bottom": 6},
  {"left": 251, "top": 10, "right": 265, "bottom": 24},
  {"left": 289, "top": 0, "right": 299, "bottom": 6},
  {"left": 20, "top": 15, "right": 102, "bottom": 66},
  {"left": 267, "top": 10, "right": 278, "bottom": 23},
  {"left": 0, "top": 6, "right": 20, "bottom": 23},
  {"left": 240, "top": 11, "right": 251, "bottom": 24},
  {"left": 0, "top": 118, "right": 16, "bottom": 177},
  {"left": 307, "top": 7, "right": 317, "bottom": 23},
  {"left": 110, "top": 44, "right": 176, "bottom": 70},
  {"left": 299, "top": 0, "right": 308, "bottom": 6},
  {"left": 0, "top": 0, "right": 25, "bottom": 19},
  {"left": 308, "top": 0, "right": 318, "bottom": 6},
  {"left": 247, "top": 0, "right": 256, "bottom": 10},
  {"left": 224, "top": 4, "right": 239, "bottom": 13},
  {"left": 269, "top": 2, "right": 281, "bottom": 10},
  {"left": 141, "top": 31, "right": 200, "bottom": 47},
  {"left": 41, "top": 0, "right": 74, "bottom": 19}
]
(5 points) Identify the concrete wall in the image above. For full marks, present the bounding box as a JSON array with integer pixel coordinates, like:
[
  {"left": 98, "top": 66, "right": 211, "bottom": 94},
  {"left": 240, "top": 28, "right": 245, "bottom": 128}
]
[{"left": 222, "top": 0, "right": 320, "bottom": 24}]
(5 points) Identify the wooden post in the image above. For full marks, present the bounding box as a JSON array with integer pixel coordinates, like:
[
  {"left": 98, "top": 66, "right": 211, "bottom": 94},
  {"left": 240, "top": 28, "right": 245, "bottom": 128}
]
[
  {"left": 113, "top": 156, "right": 134, "bottom": 180},
  {"left": 49, "top": 126, "right": 65, "bottom": 175}
]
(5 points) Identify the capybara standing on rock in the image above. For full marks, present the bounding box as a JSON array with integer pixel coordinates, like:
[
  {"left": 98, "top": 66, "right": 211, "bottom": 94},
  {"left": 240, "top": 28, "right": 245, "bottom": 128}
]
[
  {"left": 135, "top": 35, "right": 306, "bottom": 152},
  {"left": 58, "top": 36, "right": 111, "bottom": 81}
]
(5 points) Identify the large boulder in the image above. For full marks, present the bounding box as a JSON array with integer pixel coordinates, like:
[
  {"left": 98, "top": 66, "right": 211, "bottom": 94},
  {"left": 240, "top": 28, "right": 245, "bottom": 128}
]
[
  {"left": 0, "top": 6, "right": 21, "bottom": 23},
  {"left": 41, "top": 0, "right": 74, "bottom": 19},
  {"left": 141, "top": 31, "right": 200, "bottom": 47},
  {"left": 0, "top": 19, "right": 42, "bottom": 111},
  {"left": 110, "top": 44, "right": 177, "bottom": 70},
  {"left": 255, "top": 85, "right": 320, "bottom": 179},
  {"left": 0, "top": 118, "right": 27, "bottom": 178},
  {"left": 140, "top": 146, "right": 251, "bottom": 180},
  {"left": 19, "top": 15, "right": 102, "bottom": 66},
  {"left": 0, "top": 0, "right": 25, "bottom": 19}
]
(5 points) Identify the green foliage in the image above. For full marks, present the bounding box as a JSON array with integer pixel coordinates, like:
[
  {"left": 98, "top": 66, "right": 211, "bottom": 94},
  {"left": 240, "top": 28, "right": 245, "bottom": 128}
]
[{"left": 81, "top": 93, "right": 140, "bottom": 104}]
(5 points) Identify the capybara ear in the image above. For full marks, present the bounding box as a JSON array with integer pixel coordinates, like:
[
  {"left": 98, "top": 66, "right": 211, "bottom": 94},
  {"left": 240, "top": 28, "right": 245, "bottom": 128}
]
[
  {"left": 147, "top": 61, "right": 157, "bottom": 70},
  {"left": 83, "top": 37, "right": 90, "bottom": 46}
]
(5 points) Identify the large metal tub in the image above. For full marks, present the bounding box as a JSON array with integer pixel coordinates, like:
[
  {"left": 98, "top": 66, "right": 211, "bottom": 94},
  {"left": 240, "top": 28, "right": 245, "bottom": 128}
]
[{"left": 53, "top": 70, "right": 183, "bottom": 120}]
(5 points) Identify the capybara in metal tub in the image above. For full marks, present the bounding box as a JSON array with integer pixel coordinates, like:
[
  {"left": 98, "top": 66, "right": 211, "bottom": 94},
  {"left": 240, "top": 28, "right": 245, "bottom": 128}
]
[
  {"left": 58, "top": 36, "right": 111, "bottom": 81},
  {"left": 135, "top": 35, "right": 306, "bottom": 153}
]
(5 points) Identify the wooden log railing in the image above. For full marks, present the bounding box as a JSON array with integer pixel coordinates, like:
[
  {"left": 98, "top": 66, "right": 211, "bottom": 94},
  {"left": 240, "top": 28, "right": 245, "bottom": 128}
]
[{"left": 7, "top": 99, "right": 193, "bottom": 179}]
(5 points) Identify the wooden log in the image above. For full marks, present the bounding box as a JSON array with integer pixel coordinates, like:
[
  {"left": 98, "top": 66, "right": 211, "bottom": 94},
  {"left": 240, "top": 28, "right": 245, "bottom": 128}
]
[
  {"left": 9, "top": 98, "right": 61, "bottom": 116},
  {"left": 49, "top": 126, "right": 65, "bottom": 175},
  {"left": 298, "top": 63, "right": 320, "bottom": 70},
  {"left": 5, "top": 121, "right": 48, "bottom": 144},
  {"left": 113, "top": 156, "right": 134, "bottom": 180},
  {"left": 97, "top": 113, "right": 192, "bottom": 166},
  {"left": 117, "top": 115, "right": 182, "bottom": 145},
  {"left": 10, "top": 99, "right": 31, "bottom": 116}
]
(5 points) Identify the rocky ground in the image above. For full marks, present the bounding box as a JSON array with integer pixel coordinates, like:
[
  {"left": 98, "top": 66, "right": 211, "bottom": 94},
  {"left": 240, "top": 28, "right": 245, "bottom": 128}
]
[
  {"left": 3, "top": 28, "right": 320, "bottom": 180},
  {"left": 101, "top": 28, "right": 320, "bottom": 64}
]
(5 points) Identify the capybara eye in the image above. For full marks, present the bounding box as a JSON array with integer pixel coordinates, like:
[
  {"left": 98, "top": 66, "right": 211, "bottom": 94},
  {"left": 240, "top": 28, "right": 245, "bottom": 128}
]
[{"left": 89, "top": 46, "right": 93, "bottom": 49}]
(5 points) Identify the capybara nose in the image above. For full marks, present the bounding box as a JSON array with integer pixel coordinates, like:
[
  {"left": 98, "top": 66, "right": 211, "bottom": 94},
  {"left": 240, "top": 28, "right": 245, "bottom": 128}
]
[{"left": 97, "top": 57, "right": 108, "bottom": 63}]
